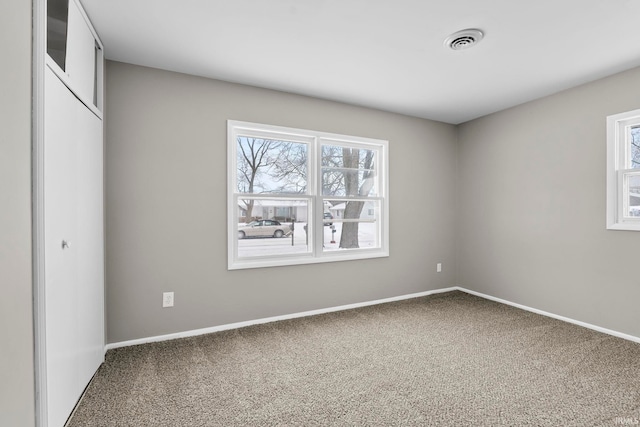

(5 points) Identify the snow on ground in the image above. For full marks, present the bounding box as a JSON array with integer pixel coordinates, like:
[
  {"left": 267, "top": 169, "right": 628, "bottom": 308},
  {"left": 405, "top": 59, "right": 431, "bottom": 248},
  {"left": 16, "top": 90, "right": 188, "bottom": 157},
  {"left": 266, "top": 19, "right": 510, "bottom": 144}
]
[{"left": 237, "top": 223, "right": 377, "bottom": 258}]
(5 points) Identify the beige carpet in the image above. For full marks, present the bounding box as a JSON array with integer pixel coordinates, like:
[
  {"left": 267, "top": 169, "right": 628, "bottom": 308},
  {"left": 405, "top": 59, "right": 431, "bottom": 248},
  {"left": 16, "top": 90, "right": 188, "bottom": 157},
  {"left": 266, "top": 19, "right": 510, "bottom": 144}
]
[{"left": 67, "top": 291, "right": 640, "bottom": 426}]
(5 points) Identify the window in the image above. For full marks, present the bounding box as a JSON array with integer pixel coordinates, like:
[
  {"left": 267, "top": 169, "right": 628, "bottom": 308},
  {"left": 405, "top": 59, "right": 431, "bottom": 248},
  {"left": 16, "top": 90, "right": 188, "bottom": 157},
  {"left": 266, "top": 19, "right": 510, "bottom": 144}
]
[
  {"left": 47, "top": 0, "right": 69, "bottom": 71},
  {"left": 228, "top": 121, "right": 389, "bottom": 269},
  {"left": 606, "top": 108, "right": 640, "bottom": 231}
]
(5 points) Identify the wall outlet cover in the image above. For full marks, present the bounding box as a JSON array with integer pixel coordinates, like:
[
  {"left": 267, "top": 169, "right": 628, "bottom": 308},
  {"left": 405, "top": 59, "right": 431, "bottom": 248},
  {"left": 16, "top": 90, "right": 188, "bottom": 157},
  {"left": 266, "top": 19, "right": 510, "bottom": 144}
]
[{"left": 162, "top": 292, "right": 174, "bottom": 308}]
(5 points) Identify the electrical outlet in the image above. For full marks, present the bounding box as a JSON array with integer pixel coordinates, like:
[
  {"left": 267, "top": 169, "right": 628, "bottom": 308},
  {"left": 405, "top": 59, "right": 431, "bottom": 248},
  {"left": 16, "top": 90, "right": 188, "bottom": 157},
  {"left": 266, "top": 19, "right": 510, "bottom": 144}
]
[
  {"left": 162, "top": 292, "right": 174, "bottom": 308},
  {"left": 436, "top": 263, "right": 442, "bottom": 273}
]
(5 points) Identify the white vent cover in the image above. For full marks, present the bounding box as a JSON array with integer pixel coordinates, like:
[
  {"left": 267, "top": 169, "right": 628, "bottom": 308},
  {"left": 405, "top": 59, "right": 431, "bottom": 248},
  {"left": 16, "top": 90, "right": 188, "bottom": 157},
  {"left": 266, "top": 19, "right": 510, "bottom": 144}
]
[{"left": 444, "top": 29, "right": 484, "bottom": 50}]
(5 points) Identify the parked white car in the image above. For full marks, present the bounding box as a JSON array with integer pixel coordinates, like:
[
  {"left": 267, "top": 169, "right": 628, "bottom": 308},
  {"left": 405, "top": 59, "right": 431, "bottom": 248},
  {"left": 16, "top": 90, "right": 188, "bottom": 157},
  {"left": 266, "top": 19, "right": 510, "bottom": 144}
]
[{"left": 238, "top": 220, "right": 292, "bottom": 239}]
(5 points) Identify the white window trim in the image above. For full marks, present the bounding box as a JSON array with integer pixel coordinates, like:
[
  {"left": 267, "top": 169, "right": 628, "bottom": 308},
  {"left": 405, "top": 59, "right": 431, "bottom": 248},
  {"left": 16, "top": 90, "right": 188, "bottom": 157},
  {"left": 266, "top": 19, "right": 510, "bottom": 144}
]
[
  {"left": 228, "top": 120, "right": 390, "bottom": 270},
  {"left": 606, "top": 108, "right": 640, "bottom": 231}
]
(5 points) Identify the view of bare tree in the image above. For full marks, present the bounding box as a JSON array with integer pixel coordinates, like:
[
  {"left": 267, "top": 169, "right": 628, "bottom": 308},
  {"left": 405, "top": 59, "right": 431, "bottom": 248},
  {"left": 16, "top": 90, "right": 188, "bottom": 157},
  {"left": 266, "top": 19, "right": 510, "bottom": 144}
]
[
  {"left": 321, "top": 145, "right": 376, "bottom": 248},
  {"left": 237, "top": 137, "right": 377, "bottom": 248},
  {"left": 237, "top": 137, "right": 307, "bottom": 221},
  {"left": 270, "top": 141, "right": 307, "bottom": 193},
  {"left": 237, "top": 137, "right": 281, "bottom": 222},
  {"left": 338, "top": 147, "right": 375, "bottom": 248}
]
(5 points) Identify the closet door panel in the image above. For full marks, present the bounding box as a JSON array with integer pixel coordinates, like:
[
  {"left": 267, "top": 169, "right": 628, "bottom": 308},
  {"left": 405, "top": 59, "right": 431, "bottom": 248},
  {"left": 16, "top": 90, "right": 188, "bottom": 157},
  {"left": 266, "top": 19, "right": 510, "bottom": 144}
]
[
  {"left": 44, "top": 66, "right": 104, "bottom": 427},
  {"left": 44, "top": 67, "right": 81, "bottom": 427},
  {"left": 43, "top": 0, "right": 105, "bottom": 424},
  {"left": 75, "top": 101, "right": 105, "bottom": 389}
]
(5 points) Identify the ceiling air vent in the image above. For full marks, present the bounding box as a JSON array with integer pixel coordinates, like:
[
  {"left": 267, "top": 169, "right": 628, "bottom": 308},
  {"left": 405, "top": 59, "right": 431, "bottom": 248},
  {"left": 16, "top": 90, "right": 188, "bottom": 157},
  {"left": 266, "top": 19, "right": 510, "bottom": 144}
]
[{"left": 444, "top": 29, "right": 484, "bottom": 51}]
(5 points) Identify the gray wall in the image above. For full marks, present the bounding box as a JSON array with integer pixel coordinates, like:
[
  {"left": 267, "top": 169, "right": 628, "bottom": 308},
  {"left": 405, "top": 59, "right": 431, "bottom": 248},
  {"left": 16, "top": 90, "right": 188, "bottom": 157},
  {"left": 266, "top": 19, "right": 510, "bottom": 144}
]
[
  {"left": 0, "top": 0, "right": 35, "bottom": 425},
  {"left": 105, "top": 61, "right": 458, "bottom": 344},
  {"left": 457, "top": 66, "right": 640, "bottom": 338}
]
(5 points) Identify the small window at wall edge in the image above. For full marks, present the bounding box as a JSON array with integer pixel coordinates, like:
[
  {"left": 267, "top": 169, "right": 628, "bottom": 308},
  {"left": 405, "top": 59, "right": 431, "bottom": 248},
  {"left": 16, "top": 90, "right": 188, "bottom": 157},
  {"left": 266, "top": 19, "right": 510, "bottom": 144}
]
[
  {"left": 606, "top": 108, "right": 640, "bottom": 231},
  {"left": 227, "top": 120, "right": 390, "bottom": 270}
]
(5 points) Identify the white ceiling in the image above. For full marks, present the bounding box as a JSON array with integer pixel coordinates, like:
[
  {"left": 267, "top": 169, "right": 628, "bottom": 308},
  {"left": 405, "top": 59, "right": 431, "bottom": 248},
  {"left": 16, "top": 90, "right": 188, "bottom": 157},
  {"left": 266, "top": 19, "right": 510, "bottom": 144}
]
[{"left": 81, "top": 0, "right": 640, "bottom": 124}]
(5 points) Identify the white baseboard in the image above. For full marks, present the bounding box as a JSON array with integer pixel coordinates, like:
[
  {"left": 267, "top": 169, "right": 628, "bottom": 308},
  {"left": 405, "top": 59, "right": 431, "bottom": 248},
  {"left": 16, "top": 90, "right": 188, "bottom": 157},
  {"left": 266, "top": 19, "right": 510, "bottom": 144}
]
[
  {"left": 106, "top": 285, "right": 640, "bottom": 351},
  {"left": 454, "top": 286, "right": 640, "bottom": 344},
  {"left": 105, "top": 287, "right": 459, "bottom": 350}
]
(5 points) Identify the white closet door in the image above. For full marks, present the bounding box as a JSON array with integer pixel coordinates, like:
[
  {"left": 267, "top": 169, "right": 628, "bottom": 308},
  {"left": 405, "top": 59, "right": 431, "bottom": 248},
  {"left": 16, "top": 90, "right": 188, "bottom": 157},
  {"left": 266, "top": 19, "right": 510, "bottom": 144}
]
[
  {"left": 44, "top": 67, "right": 80, "bottom": 427},
  {"left": 74, "top": 89, "right": 105, "bottom": 390},
  {"left": 44, "top": 67, "right": 104, "bottom": 427}
]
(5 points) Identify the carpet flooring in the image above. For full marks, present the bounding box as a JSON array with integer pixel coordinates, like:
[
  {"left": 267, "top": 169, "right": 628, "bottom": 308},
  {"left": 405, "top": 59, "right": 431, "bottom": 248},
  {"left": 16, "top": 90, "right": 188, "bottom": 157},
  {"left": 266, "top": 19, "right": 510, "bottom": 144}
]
[{"left": 67, "top": 291, "right": 640, "bottom": 426}]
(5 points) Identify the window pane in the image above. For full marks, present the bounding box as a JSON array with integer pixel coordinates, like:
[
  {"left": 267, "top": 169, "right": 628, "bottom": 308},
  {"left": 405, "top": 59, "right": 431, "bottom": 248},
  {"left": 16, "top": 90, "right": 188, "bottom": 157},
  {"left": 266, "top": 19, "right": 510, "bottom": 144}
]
[
  {"left": 47, "top": 0, "right": 69, "bottom": 70},
  {"left": 627, "top": 175, "right": 640, "bottom": 217},
  {"left": 237, "top": 199, "right": 310, "bottom": 258},
  {"left": 323, "top": 200, "right": 379, "bottom": 251},
  {"left": 630, "top": 126, "right": 640, "bottom": 169},
  {"left": 237, "top": 137, "right": 307, "bottom": 194},
  {"left": 321, "top": 145, "right": 377, "bottom": 197},
  {"left": 322, "top": 170, "right": 377, "bottom": 196}
]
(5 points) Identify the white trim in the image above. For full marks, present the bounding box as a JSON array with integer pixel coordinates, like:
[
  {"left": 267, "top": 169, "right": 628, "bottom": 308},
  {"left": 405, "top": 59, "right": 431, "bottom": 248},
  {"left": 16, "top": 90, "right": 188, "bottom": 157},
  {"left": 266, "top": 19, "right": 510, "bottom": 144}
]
[
  {"left": 227, "top": 120, "right": 390, "bottom": 270},
  {"left": 33, "top": 0, "right": 48, "bottom": 425},
  {"left": 105, "top": 287, "right": 458, "bottom": 350},
  {"left": 455, "top": 287, "right": 640, "bottom": 344},
  {"left": 227, "top": 249, "right": 389, "bottom": 270},
  {"left": 606, "top": 109, "right": 640, "bottom": 231},
  {"left": 106, "top": 286, "right": 640, "bottom": 351}
]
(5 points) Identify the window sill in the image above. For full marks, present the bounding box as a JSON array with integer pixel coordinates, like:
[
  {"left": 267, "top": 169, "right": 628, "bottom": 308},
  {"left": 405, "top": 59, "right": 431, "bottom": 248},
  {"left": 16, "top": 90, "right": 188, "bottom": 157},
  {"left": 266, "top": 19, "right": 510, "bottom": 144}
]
[
  {"left": 606, "top": 222, "right": 640, "bottom": 232},
  {"left": 228, "top": 249, "right": 390, "bottom": 270}
]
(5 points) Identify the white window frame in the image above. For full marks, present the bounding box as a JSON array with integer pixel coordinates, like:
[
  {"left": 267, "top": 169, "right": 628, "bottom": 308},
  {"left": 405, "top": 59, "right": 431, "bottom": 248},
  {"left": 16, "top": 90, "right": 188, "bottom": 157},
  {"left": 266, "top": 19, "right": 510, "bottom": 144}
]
[
  {"left": 606, "top": 108, "right": 640, "bottom": 231},
  {"left": 228, "top": 120, "right": 389, "bottom": 270}
]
